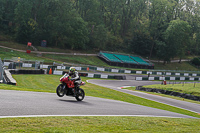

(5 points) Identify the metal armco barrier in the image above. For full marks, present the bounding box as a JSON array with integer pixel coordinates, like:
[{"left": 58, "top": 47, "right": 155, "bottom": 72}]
[
  {"left": 9, "top": 69, "right": 45, "bottom": 74},
  {"left": 0, "top": 59, "right": 4, "bottom": 83},
  {"left": 136, "top": 86, "right": 200, "bottom": 101}
]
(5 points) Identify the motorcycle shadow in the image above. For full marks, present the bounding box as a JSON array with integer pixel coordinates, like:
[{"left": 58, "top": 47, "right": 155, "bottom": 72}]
[{"left": 58, "top": 99, "right": 92, "bottom": 105}]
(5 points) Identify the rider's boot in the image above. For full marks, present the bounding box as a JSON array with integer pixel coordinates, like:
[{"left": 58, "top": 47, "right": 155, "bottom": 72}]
[
  {"left": 73, "top": 84, "right": 78, "bottom": 97},
  {"left": 73, "top": 88, "right": 76, "bottom": 97}
]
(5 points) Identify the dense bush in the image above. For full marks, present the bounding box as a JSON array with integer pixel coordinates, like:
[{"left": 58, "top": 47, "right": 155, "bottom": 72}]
[{"left": 191, "top": 57, "right": 200, "bottom": 66}]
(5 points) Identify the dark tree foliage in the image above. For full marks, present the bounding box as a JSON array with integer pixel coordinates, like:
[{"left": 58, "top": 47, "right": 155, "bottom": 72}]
[
  {"left": 191, "top": 57, "right": 200, "bottom": 66},
  {"left": 1, "top": 0, "right": 200, "bottom": 62},
  {"left": 129, "top": 31, "right": 154, "bottom": 56}
]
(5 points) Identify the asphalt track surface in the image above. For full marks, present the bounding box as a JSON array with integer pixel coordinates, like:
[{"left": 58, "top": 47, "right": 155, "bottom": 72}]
[
  {"left": 0, "top": 89, "right": 197, "bottom": 119},
  {"left": 88, "top": 80, "right": 200, "bottom": 114}
]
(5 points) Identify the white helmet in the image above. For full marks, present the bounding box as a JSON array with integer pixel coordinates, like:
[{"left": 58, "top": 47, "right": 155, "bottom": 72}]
[{"left": 69, "top": 67, "right": 76, "bottom": 74}]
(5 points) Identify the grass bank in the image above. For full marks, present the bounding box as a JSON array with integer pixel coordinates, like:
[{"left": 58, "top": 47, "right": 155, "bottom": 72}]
[
  {"left": 0, "top": 74, "right": 199, "bottom": 118},
  {"left": 1, "top": 39, "right": 200, "bottom": 71},
  {"left": 0, "top": 116, "right": 200, "bottom": 133},
  {"left": 0, "top": 47, "right": 53, "bottom": 63},
  {"left": 43, "top": 54, "right": 109, "bottom": 67},
  {"left": 153, "top": 61, "right": 199, "bottom": 71},
  {"left": 143, "top": 83, "right": 200, "bottom": 97}
]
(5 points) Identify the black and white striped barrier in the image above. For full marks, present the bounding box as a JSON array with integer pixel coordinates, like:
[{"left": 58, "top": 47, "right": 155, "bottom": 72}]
[
  {"left": 3, "top": 62, "right": 200, "bottom": 77},
  {"left": 53, "top": 70, "right": 126, "bottom": 80},
  {"left": 136, "top": 77, "right": 200, "bottom": 81}
]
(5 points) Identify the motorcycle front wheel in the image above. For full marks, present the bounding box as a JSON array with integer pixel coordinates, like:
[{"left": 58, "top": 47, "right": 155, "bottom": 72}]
[
  {"left": 56, "top": 84, "right": 66, "bottom": 97},
  {"left": 75, "top": 88, "right": 85, "bottom": 101}
]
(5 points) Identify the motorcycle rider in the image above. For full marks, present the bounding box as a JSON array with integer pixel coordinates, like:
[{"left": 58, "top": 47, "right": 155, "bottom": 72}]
[{"left": 69, "top": 67, "right": 81, "bottom": 96}]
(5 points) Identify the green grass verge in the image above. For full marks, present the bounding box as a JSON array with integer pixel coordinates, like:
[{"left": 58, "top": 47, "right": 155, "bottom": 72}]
[
  {"left": 143, "top": 83, "right": 200, "bottom": 97},
  {"left": 0, "top": 116, "right": 200, "bottom": 133},
  {"left": 0, "top": 74, "right": 200, "bottom": 119},
  {"left": 124, "top": 86, "right": 200, "bottom": 105}
]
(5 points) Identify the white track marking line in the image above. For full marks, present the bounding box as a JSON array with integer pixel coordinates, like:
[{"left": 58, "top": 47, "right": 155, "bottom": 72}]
[{"left": 0, "top": 115, "right": 191, "bottom": 119}]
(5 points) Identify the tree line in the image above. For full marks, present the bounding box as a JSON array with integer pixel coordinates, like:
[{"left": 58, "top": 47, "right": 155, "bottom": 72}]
[{"left": 1, "top": 0, "right": 200, "bottom": 63}]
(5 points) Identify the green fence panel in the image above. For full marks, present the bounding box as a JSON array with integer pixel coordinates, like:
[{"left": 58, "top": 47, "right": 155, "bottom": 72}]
[
  {"left": 81, "top": 67, "right": 87, "bottom": 71},
  {"left": 16, "top": 63, "right": 23, "bottom": 67},
  {"left": 89, "top": 66, "right": 97, "bottom": 71},
  {"left": 152, "top": 72, "right": 157, "bottom": 75},
  {"left": 94, "top": 74, "right": 101, "bottom": 78},
  {"left": 171, "top": 72, "right": 175, "bottom": 75},
  {"left": 142, "top": 71, "right": 147, "bottom": 74},
  {"left": 175, "top": 77, "right": 180, "bottom": 80},
  {"left": 189, "top": 73, "right": 192, "bottom": 76},
  {"left": 65, "top": 66, "right": 70, "bottom": 69},
  {"left": 142, "top": 77, "right": 148, "bottom": 80},
  {"left": 180, "top": 73, "right": 184, "bottom": 76},
  {"left": 165, "top": 77, "right": 170, "bottom": 80},
  {"left": 185, "top": 77, "right": 189, "bottom": 80},
  {"left": 105, "top": 68, "right": 112, "bottom": 72},
  {"left": 119, "top": 70, "right": 125, "bottom": 73},
  {"left": 108, "top": 75, "right": 114, "bottom": 79},
  {"left": 131, "top": 70, "right": 136, "bottom": 74}
]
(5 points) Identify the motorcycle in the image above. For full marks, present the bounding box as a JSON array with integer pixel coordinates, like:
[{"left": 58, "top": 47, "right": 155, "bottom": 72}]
[{"left": 56, "top": 73, "right": 85, "bottom": 101}]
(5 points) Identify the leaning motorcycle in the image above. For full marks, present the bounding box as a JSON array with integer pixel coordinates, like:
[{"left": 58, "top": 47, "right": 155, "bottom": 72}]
[{"left": 56, "top": 73, "right": 85, "bottom": 101}]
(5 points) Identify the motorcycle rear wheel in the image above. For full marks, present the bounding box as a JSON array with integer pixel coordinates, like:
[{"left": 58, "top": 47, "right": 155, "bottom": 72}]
[
  {"left": 56, "top": 84, "right": 66, "bottom": 97},
  {"left": 75, "top": 88, "right": 85, "bottom": 101}
]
